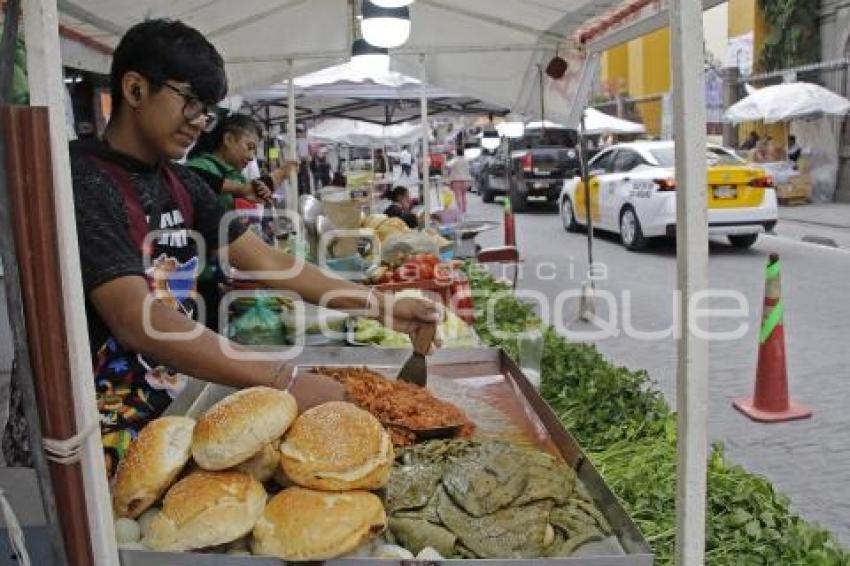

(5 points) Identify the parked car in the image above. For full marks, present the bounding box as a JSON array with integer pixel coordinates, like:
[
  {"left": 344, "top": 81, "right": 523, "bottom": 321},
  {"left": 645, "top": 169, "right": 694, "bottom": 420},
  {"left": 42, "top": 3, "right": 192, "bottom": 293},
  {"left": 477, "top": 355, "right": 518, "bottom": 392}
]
[
  {"left": 478, "top": 125, "right": 581, "bottom": 211},
  {"left": 558, "top": 141, "right": 779, "bottom": 251}
]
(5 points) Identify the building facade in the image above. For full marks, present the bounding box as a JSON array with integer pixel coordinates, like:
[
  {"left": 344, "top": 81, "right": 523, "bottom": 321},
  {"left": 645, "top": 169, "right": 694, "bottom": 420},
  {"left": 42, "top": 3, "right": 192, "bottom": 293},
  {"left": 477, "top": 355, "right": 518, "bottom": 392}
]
[{"left": 820, "top": 0, "right": 850, "bottom": 200}]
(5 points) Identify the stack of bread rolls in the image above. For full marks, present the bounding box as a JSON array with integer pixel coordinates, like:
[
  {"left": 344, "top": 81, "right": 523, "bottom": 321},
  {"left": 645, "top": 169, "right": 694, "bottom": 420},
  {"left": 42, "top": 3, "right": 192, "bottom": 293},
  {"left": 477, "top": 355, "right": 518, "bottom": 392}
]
[{"left": 110, "top": 388, "right": 392, "bottom": 560}]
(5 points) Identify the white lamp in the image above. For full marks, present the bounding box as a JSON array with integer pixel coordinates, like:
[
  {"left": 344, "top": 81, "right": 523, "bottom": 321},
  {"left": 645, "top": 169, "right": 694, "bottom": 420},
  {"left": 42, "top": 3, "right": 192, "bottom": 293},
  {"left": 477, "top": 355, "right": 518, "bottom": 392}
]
[
  {"left": 481, "top": 129, "right": 501, "bottom": 151},
  {"left": 350, "top": 39, "right": 390, "bottom": 75},
  {"left": 361, "top": 1, "right": 411, "bottom": 49},
  {"left": 370, "top": 0, "right": 413, "bottom": 6}
]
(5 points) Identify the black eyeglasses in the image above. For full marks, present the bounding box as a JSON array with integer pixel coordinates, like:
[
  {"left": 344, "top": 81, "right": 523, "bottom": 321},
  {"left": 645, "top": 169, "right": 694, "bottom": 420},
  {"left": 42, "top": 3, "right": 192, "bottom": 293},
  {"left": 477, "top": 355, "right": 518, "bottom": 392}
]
[{"left": 161, "top": 82, "right": 219, "bottom": 132}]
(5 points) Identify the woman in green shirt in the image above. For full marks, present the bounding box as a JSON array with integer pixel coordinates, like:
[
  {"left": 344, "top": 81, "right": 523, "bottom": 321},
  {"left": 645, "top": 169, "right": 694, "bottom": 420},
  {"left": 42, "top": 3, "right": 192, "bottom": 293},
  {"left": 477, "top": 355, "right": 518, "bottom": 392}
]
[
  {"left": 187, "top": 113, "right": 271, "bottom": 209},
  {"left": 187, "top": 114, "right": 272, "bottom": 332}
]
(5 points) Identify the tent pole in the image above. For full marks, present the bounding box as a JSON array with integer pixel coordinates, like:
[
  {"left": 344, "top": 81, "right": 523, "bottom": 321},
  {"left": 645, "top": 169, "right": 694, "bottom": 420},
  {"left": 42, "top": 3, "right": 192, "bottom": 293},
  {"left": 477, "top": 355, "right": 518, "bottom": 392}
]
[
  {"left": 22, "top": 0, "right": 118, "bottom": 562},
  {"left": 670, "top": 0, "right": 709, "bottom": 564},
  {"left": 287, "top": 59, "right": 298, "bottom": 211},
  {"left": 419, "top": 53, "right": 430, "bottom": 217}
]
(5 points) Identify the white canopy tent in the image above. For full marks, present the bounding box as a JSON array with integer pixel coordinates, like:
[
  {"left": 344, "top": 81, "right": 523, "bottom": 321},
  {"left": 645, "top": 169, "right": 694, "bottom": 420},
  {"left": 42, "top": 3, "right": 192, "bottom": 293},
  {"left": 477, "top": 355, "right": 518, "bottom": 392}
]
[
  {"left": 582, "top": 107, "right": 646, "bottom": 135},
  {"left": 13, "top": 0, "right": 721, "bottom": 564},
  {"left": 513, "top": 109, "right": 645, "bottom": 136},
  {"left": 241, "top": 61, "right": 506, "bottom": 128},
  {"left": 307, "top": 117, "right": 422, "bottom": 146},
  {"left": 56, "top": 0, "right": 627, "bottom": 126}
]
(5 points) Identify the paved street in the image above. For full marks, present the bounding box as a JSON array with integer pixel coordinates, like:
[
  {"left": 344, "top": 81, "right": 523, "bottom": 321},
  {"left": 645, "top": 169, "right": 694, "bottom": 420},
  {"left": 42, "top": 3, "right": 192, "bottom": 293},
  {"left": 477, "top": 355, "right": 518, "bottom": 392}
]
[{"left": 468, "top": 194, "right": 850, "bottom": 545}]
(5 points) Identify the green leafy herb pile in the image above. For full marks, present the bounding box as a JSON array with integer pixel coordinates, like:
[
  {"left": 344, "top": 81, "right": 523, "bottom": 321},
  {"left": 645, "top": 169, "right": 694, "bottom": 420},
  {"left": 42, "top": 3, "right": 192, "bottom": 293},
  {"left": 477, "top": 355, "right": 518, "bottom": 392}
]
[{"left": 464, "top": 264, "right": 849, "bottom": 565}]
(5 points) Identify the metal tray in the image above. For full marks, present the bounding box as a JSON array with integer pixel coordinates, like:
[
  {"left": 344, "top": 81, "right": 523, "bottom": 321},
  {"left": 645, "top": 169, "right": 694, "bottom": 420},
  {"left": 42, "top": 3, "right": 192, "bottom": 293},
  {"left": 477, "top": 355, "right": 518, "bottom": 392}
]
[{"left": 122, "top": 347, "right": 653, "bottom": 566}]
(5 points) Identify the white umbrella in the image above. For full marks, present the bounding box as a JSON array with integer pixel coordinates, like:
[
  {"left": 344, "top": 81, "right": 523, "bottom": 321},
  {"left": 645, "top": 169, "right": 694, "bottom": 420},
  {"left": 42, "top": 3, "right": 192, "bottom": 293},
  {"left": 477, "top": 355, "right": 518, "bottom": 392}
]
[{"left": 725, "top": 82, "right": 850, "bottom": 124}]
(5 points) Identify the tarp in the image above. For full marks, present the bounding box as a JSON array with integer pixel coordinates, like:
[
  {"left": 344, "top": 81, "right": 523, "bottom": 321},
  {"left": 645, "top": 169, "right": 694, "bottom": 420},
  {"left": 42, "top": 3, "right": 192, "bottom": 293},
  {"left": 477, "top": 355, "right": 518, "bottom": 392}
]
[
  {"left": 582, "top": 107, "right": 645, "bottom": 135},
  {"left": 520, "top": 109, "right": 645, "bottom": 135},
  {"left": 57, "top": 0, "right": 629, "bottom": 126},
  {"left": 307, "top": 118, "right": 421, "bottom": 146},
  {"left": 725, "top": 82, "right": 850, "bottom": 124}
]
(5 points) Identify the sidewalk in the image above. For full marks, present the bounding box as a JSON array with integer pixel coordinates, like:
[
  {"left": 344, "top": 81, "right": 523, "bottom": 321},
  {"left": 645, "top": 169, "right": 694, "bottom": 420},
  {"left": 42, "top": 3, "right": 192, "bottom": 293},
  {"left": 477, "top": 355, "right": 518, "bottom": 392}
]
[{"left": 771, "top": 202, "right": 850, "bottom": 250}]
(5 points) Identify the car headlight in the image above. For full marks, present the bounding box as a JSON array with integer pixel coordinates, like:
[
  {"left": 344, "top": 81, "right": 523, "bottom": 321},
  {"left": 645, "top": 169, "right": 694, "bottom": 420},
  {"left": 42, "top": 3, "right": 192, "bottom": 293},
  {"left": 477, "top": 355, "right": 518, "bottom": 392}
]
[{"left": 567, "top": 150, "right": 577, "bottom": 159}]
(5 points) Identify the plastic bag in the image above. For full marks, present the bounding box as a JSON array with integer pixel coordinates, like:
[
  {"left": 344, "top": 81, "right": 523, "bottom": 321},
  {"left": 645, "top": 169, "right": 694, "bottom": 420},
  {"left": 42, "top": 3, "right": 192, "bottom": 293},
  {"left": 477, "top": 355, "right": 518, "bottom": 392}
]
[
  {"left": 381, "top": 232, "right": 440, "bottom": 266},
  {"left": 228, "top": 296, "right": 287, "bottom": 346}
]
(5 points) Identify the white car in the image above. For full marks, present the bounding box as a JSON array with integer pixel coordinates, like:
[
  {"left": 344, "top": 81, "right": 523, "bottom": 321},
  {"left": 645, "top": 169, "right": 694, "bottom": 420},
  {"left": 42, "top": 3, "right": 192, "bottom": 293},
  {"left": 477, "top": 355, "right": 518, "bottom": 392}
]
[{"left": 559, "top": 141, "right": 779, "bottom": 250}]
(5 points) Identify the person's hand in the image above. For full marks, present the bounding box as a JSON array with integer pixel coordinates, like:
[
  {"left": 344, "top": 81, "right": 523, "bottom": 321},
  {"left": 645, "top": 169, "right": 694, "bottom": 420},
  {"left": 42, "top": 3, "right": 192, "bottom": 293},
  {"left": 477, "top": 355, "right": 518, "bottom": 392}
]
[
  {"left": 381, "top": 295, "right": 442, "bottom": 354},
  {"left": 286, "top": 370, "right": 348, "bottom": 414},
  {"left": 251, "top": 179, "right": 273, "bottom": 203}
]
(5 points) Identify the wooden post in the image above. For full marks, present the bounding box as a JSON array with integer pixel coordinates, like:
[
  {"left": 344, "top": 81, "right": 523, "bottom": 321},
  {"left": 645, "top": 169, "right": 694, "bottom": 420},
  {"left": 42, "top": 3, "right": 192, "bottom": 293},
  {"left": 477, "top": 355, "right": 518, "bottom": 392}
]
[
  {"left": 670, "top": 0, "right": 710, "bottom": 564},
  {"left": 22, "top": 0, "right": 117, "bottom": 563}
]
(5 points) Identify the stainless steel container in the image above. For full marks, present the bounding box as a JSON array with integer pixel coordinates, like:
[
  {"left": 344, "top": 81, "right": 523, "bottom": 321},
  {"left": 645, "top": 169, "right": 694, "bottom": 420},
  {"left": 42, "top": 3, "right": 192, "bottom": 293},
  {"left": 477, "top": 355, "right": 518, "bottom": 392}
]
[{"left": 121, "top": 347, "right": 653, "bottom": 566}]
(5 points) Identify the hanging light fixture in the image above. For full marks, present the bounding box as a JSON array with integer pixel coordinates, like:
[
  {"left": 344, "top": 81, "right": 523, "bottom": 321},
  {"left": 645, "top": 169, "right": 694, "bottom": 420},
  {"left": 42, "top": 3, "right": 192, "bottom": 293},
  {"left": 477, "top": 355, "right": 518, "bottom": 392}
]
[
  {"left": 481, "top": 129, "right": 501, "bottom": 151},
  {"left": 361, "top": 0, "right": 411, "bottom": 49},
  {"left": 370, "top": 0, "right": 413, "bottom": 6},
  {"left": 351, "top": 38, "right": 390, "bottom": 75}
]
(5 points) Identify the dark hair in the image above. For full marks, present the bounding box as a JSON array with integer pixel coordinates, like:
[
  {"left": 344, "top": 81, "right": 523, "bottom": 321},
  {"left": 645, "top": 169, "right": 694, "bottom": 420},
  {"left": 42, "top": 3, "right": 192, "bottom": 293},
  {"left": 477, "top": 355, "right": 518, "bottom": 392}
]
[
  {"left": 189, "top": 113, "right": 263, "bottom": 158},
  {"left": 390, "top": 185, "right": 409, "bottom": 202},
  {"left": 110, "top": 19, "right": 227, "bottom": 110}
]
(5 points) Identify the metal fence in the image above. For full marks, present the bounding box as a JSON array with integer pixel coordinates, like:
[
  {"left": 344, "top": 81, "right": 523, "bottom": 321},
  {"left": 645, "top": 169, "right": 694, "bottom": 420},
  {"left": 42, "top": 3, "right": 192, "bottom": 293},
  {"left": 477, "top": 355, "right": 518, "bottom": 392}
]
[{"left": 737, "top": 59, "right": 850, "bottom": 148}]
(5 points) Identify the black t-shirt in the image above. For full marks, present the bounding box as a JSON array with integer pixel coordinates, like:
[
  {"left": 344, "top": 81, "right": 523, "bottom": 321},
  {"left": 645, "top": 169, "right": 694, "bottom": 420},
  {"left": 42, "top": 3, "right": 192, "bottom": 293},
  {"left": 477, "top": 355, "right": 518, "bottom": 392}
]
[{"left": 70, "top": 140, "right": 248, "bottom": 355}]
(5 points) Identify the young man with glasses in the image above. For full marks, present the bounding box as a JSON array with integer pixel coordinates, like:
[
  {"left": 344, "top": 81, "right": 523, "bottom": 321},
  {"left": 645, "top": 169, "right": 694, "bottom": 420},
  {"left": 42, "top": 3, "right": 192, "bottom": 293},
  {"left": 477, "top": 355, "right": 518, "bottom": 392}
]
[{"left": 69, "top": 19, "right": 440, "bottom": 475}]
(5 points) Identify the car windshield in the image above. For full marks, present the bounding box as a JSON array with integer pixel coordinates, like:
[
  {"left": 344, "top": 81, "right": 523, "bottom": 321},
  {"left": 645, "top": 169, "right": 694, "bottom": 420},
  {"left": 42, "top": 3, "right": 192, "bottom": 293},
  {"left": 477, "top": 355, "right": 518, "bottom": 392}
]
[{"left": 649, "top": 146, "right": 745, "bottom": 167}]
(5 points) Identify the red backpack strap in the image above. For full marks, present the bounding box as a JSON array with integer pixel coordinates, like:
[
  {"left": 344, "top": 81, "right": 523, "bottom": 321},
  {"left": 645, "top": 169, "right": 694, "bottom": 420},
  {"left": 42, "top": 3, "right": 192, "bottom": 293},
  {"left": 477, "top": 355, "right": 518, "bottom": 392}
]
[
  {"left": 88, "top": 155, "right": 148, "bottom": 249},
  {"left": 161, "top": 164, "right": 194, "bottom": 228}
]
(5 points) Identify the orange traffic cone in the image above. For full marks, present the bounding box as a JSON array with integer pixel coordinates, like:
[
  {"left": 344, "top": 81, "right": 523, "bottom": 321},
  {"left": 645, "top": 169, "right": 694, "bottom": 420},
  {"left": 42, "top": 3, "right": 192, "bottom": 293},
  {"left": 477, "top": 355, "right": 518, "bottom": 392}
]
[{"left": 733, "top": 253, "right": 812, "bottom": 422}]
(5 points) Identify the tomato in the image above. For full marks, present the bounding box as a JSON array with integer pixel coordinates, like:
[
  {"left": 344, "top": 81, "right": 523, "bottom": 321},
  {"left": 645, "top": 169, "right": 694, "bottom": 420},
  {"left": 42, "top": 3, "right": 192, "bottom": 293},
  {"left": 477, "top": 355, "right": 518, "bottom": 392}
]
[
  {"left": 396, "top": 262, "right": 420, "bottom": 282},
  {"left": 433, "top": 263, "right": 453, "bottom": 283},
  {"left": 419, "top": 263, "right": 434, "bottom": 280}
]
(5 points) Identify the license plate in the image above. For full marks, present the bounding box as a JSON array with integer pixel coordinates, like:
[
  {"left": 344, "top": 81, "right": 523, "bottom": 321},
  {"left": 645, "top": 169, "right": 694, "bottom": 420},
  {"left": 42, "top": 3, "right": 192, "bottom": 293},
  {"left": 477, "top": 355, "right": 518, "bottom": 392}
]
[
  {"left": 713, "top": 185, "right": 737, "bottom": 199},
  {"left": 533, "top": 168, "right": 551, "bottom": 176}
]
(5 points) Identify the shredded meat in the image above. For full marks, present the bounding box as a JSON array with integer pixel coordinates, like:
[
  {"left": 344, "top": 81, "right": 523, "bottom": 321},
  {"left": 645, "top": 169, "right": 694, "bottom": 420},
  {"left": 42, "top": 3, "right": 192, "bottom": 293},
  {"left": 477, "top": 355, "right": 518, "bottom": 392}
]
[{"left": 313, "top": 366, "right": 475, "bottom": 446}]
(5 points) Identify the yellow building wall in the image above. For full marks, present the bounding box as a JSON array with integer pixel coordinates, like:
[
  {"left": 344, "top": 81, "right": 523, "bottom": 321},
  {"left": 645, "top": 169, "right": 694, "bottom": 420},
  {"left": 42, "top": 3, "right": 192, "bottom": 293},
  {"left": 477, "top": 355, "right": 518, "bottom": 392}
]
[
  {"left": 728, "top": 0, "right": 783, "bottom": 147},
  {"left": 600, "top": 28, "right": 670, "bottom": 136}
]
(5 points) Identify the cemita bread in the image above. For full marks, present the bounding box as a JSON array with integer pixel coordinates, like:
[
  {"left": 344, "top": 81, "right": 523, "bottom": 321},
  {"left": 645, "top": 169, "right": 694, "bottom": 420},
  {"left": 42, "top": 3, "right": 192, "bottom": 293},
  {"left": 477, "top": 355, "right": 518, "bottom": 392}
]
[
  {"left": 280, "top": 401, "right": 393, "bottom": 491},
  {"left": 112, "top": 416, "right": 195, "bottom": 519},
  {"left": 251, "top": 487, "right": 386, "bottom": 560},
  {"left": 193, "top": 386, "right": 297, "bottom": 470},
  {"left": 143, "top": 470, "right": 266, "bottom": 551},
  {"left": 235, "top": 441, "right": 280, "bottom": 483}
]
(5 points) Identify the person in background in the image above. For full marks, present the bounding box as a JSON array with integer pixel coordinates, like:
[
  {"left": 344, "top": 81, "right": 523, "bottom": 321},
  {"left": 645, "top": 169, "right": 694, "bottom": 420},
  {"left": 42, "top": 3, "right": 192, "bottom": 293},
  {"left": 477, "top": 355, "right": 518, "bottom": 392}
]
[
  {"left": 374, "top": 148, "right": 389, "bottom": 177},
  {"left": 384, "top": 185, "right": 419, "bottom": 228},
  {"left": 447, "top": 147, "right": 472, "bottom": 214},
  {"left": 399, "top": 146, "right": 413, "bottom": 177},
  {"left": 741, "top": 130, "right": 760, "bottom": 151},
  {"left": 187, "top": 114, "right": 275, "bottom": 331},
  {"left": 66, "top": 19, "right": 440, "bottom": 476},
  {"left": 298, "top": 157, "right": 312, "bottom": 195},
  {"left": 753, "top": 138, "right": 770, "bottom": 163},
  {"left": 787, "top": 135, "right": 802, "bottom": 164},
  {"left": 187, "top": 114, "right": 272, "bottom": 210}
]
